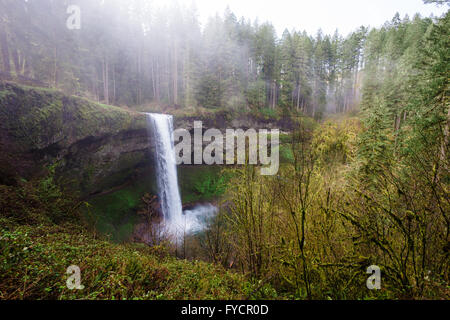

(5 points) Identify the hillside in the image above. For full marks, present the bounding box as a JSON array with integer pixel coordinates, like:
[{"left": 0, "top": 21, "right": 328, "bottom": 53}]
[
  {"left": 0, "top": 1, "right": 448, "bottom": 302},
  {"left": 0, "top": 205, "right": 274, "bottom": 300}
]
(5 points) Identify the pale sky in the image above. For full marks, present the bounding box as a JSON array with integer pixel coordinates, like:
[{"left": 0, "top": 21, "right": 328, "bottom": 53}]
[{"left": 154, "top": 0, "right": 448, "bottom": 36}]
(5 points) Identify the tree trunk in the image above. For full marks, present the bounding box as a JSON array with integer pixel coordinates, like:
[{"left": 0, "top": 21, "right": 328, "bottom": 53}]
[
  {"left": 173, "top": 39, "right": 178, "bottom": 105},
  {"left": 156, "top": 59, "right": 160, "bottom": 102},
  {"left": 440, "top": 107, "right": 450, "bottom": 173},
  {"left": 102, "top": 60, "right": 105, "bottom": 102},
  {"left": 137, "top": 49, "right": 142, "bottom": 105},
  {"left": 0, "top": 25, "right": 10, "bottom": 75},
  {"left": 53, "top": 46, "right": 58, "bottom": 87},
  {"left": 151, "top": 58, "right": 156, "bottom": 100},
  {"left": 19, "top": 52, "right": 25, "bottom": 74},
  {"left": 12, "top": 48, "right": 20, "bottom": 75},
  {"left": 112, "top": 64, "right": 116, "bottom": 104},
  {"left": 93, "top": 67, "right": 99, "bottom": 102},
  {"left": 103, "top": 57, "right": 109, "bottom": 104},
  {"left": 272, "top": 81, "right": 277, "bottom": 109},
  {"left": 24, "top": 57, "right": 31, "bottom": 77}
]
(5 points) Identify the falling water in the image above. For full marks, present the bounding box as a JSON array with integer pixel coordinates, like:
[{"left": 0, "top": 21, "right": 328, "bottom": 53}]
[
  {"left": 146, "top": 113, "right": 183, "bottom": 229},
  {"left": 146, "top": 113, "right": 218, "bottom": 236}
]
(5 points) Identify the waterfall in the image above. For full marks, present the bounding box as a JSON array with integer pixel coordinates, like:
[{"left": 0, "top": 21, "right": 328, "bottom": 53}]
[
  {"left": 146, "top": 113, "right": 183, "bottom": 229},
  {"left": 146, "top": 113, "right": 218, "bottom": 236}
]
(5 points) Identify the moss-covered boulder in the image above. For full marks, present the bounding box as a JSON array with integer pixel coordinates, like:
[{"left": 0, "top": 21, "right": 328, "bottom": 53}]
[{"left": 0, "top": 81, "right": 150, "bottom": 194}]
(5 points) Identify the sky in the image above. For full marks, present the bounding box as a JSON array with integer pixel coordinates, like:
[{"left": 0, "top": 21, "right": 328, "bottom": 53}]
[{"left": 153, "top": 0, "right": 448, "bottom": 36}]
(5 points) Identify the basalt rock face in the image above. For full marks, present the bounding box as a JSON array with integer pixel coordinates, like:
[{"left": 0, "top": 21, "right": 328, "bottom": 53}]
[
  {"left": 0, "top": 81, "right": 151, "bottom": 195},
  {"left": 174, "top": 110, "right": 296, "bottom": 132}
]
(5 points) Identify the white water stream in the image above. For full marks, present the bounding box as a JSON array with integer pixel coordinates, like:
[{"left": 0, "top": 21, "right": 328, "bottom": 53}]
[{"left": 146, "top": 113, "right": 217, "bottom": 236}]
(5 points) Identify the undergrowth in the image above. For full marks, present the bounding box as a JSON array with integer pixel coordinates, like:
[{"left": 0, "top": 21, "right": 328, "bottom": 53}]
[{"left": 0, "top": 168, "right": 278, "bottom": 300}]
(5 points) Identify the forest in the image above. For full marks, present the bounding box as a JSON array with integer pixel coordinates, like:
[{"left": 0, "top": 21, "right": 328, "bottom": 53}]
[{"left": 0, "top": 0, "right": 448, "bottom": 301}]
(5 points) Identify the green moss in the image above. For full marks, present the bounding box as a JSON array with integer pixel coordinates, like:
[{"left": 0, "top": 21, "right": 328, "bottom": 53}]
[
  {"left": 279, "top": 144, "right": 295, "bottom": 163},
  {"left": 78, "top": 151, "right": 148, "bottom": 194},
  {"left": 84, "top": 166, "right": 157, "bottom": 242},
  {"left": 0, "top": 81, "right": 146, "bottom": 151},
  {"left": 258, "top": 107, "right": 280, "bottom": 120},
  {"left": 84, "top": 164, "right": 232, "bottom": 240},
  {"left": 0, "top": 87, "right": 14, "bottom": 100},
  {"left": 0, "top": 220, "right": 275, "bottom": 300},
  {"left": 178, "top": 166, "right": 231, "bottom": 203}
]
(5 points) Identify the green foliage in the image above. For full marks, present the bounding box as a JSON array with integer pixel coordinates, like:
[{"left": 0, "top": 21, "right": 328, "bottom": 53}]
[
  {"left": 0, "top": 82, "right": 146, "bottom": 152},
  {"left": 178, "top": 166, "right": 230, "bottom": 203},
  {"left": 193, "top": 171, "right": 231, "bottom": 199},
  {"left": 246, "top": 80, "right": 267, "bottom": 109},
  {"left": 86, "top": 185, "right": 148, "bottom": 242},
  {"left": 1, "top": 0, "right": 369, "bottom": 116},
  {"left": 259, "top": 108, "right": 279, "bottom": 120},
  {"left": 0, "top": 172, "right": 276, "bottom": 300},
  {"left": 312, "top": 118, "right": 359, "bottom": 166},
  {"left": 0, "top": 221, "right": 268, "bottom": 300},
  {"left": 1, "top": 2, "right": 449, "bottom": 301},
  {"left": 0, "top": 164, "right": 83, "bottom": 225},
  {"left": 211, "top": 109, "right": 448, "bottom": 299},
  {"left": 279, "top": 144, "right": 295, "bottom": 163}
]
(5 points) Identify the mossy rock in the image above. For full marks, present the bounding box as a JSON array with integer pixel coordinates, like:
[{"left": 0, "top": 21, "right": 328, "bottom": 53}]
[{"left": 0, "top": 81, "right": 149, "bottom": 194}]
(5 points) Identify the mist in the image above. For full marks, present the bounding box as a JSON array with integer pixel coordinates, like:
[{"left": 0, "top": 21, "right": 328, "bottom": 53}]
[{"left": 0, "top": 0, "right": 390, "bottom": 116}]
